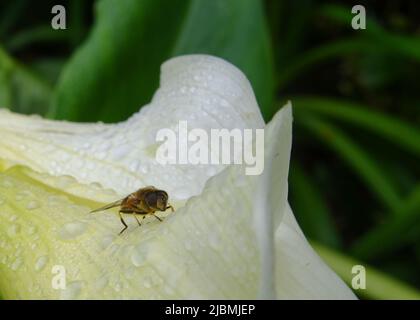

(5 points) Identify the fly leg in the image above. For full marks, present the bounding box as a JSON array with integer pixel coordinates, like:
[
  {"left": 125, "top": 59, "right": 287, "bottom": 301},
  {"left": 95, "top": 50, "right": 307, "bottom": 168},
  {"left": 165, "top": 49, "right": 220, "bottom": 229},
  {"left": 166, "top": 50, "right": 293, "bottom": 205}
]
[
  {"left": 118, "top": 210, "right": 129, "bottom": 235},
  {"left": 166, "top": 205, "right": 174, "bottom": 212},
  {"left": 133, "top": 214, "right": 142, "bottom": 226},
  {"left": 133, "top": 211, "right": 147, "bottom": 228}
]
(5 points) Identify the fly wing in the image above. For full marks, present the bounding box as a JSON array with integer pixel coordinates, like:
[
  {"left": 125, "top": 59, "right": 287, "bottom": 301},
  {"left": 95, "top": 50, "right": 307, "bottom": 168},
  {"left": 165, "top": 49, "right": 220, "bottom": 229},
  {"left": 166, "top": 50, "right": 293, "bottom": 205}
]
[{"left": 90, "top": 199, "right": 124, "bottom": 213}]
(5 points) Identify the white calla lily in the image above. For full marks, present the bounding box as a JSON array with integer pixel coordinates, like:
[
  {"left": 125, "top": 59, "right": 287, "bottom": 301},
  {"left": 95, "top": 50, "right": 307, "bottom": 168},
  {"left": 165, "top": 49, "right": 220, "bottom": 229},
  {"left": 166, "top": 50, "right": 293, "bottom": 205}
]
[{"left": 0, "top": 55, "right": 356, "bottom": 299}]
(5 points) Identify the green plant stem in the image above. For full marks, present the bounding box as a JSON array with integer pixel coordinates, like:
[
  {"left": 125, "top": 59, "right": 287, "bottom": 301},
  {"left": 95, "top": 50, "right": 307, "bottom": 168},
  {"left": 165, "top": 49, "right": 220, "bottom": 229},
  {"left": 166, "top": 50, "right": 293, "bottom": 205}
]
[
  {"left": 312, "top": 241, "right": 420, "bottom": 299},
  {"left": 351, "top": 185, "right": 420, "bottom": 259}
]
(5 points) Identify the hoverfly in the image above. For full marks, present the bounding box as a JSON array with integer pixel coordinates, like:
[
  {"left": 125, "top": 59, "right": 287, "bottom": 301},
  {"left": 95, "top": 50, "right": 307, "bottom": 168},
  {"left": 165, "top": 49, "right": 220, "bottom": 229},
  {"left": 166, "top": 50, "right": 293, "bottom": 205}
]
[{"left": 90, "top": 186, "right": 174, "bottom": 235}]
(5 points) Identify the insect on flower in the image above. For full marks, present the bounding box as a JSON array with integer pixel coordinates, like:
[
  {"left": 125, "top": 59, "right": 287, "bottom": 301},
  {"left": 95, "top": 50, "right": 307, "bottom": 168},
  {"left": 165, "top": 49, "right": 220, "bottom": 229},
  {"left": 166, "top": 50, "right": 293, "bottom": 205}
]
[{"left": 90, "top": 186, "right": 174, "bottom": 235}]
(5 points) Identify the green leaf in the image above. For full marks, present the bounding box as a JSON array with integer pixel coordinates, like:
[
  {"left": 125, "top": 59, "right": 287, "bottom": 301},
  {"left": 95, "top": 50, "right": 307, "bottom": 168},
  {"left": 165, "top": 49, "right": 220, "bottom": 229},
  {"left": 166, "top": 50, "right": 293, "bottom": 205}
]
[
  {"left": 289, "top": 164, "right": 342, "bottom": 248},
  {"left": 0, "top": 46, "right": 52, "bottom": 115},
  {"left": 351, "top": 185, "right": 420, "bottom": 260},
  {"left": 51, "top": 0, "right": 274, "bottom": 122},
  {"left": 292, "top": 97, "right": 420, "bottom": 158},
  {"left": 297, "top": 113, "right": 402, "bottom": 213},
  {"left": 312, "top": 242, "right": 420, "bottom": 300}
]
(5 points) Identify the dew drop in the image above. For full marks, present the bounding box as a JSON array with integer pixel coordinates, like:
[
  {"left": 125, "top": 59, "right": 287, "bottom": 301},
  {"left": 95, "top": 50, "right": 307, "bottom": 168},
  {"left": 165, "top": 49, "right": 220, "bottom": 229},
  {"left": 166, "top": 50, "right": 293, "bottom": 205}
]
[
  {"left": 26, "top": 200, "right": 40, "bottom": 210},
  {"left": 60, "top": 281, "right": 82, "bottom": 300},
  {"left": 121, "top": 266, "right": 134, "bottom": 281},
  {"left": 35, "top": 255, "right": 49, "bottom": 272},
  {"left": 97, "top": 141, "right": 111, "bottom": 152},
  {"left": 114, "top": 281, "right": 123, "bottom": 292},
  {"left": 2, "top": 180, "right": 14, "bottom": 188},
  {"left": 184, "top": 240, "right": 192, "bottom": 251},
  {"left": 164, "top": 286, "right": 175, "bottom": 296},
  {"left": 234, "top": 174, "right": 247, "bottom": 187},
  {"left": 94, "top": 276, "right": 109, "bottom": 291},
  {"left": 89, "top": 182, "right": 102, "bottom": 189},
  {"left": 131, "top": 245, "right": 149, "bottom": 267},
  {"left": 100, "top": 234, "right": 115, "bottom": 250},
  {"left": 7, "top": 224, "right": 20, "bottom": 237},
  {"left": 111, "top": 145, "right": 130, "bottom": 159},
  {"left": 96, "top": 152, "right": 107, "bottom": 160},
  {"left": 56, "top": 175, "right": 76, "bottom": 189},
  {"left": 129, "top": 161, "right": 140, "bottom": 172},
  {"left": 140, "top": 165, "right": 149, "bottom": 174},
  {"left": 15, "top": 194, "right": 24, "bottom": 201},
  {"left": 220, "top": 99, "right": 229, "bottom": 107},
  {"left": 208, "top": 232, "right": 220, "bottom": 250},
  {"left": 11, "top": 258, "right": 23, "bottom": 271},
  {"left": 58, "top": 221, "right": 87, "bottom": 240},
  {"left": 143, "top": 278, "right": 152, "bottom": 289}
]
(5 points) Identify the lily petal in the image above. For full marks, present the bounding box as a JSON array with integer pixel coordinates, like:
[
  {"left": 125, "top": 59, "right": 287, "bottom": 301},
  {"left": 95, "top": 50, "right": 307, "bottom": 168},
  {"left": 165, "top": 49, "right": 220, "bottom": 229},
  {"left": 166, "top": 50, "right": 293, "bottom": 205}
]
[
  {"left": 0, "top": 109, "right": 271, "bottom": 298},
  {"left": 0, "top": 55, "right": 264, "bottom": 200},
  {"left": 252, "top": 104, "right": 356, "bottom": 299},
  {"left": 275, "top": 204, "right": 357, "bottom": 299}
]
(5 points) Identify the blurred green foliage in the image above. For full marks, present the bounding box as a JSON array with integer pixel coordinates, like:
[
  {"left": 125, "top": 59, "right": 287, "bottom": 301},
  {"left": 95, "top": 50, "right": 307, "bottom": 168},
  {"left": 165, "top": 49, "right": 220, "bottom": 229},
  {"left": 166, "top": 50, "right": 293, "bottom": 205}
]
[{"left": 0, "top": 0, "right": 419, "bottom": 299}]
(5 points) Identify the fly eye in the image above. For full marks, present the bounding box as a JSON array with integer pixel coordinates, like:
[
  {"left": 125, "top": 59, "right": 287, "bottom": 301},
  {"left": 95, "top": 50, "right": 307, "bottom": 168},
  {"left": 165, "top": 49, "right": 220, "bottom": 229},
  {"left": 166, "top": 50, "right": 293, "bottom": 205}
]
[
  {"left": 145, "top": 192, "right": 157, "bottom": 207},
  {"left": 154, "top": 191, "right": 164, "bottom": 203}
]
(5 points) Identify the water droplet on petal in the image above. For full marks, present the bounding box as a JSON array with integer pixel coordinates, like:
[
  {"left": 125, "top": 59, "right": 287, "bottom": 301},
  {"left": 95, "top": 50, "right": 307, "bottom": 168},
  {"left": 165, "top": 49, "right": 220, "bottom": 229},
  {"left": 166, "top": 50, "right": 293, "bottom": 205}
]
[
  {"left": 58, "top": 222, "right": 87, "bottom": 240},
  {"left": 94, "top": 276, "right": 109, "bottom": 291},
  {"left": 26, "top": 200, "right": 40, "bottom": 210},
  {"left": 60, "top": 281, "right": 82, "bottom": 300},
  {"left": 111, "top": 145, "right": 130, "bottom": 159},
  {"left": 184, "top": 240, "right": 192, "bottom": 251},
  {"left": 131, "top": 244, "right": 150, "bottom": 267},
  {"left": 35, "top": 255, "right": 49, "bottom": 271},
  {"left": 208, "top": 232, "right": 220, "bottom": 250},
  {"left": 164, "top": 286, "right": 175, "bottom": 296},
  {"left": 101, "top": 234, "right": 115, "bottom": 250},
  {"left": 2, "top": 180, "right": 14, "bottom": 188},
  {"left": 11, "top": 258, "right": 23, "bottom": 270},
  {"left": 27, "top": 225, "right": 37, "bottom": 235},
  {"left": 8, "top": 224, "right": 20, "bottom": 237},
  {"left": 56, "top": 175, "right": 76, "bottom": 189},
  {"left": 114, "top": 281, "right": 123, "bottom": 292},
  {"left": 143, "top": 277, "right": 152, "bottom": 289}
]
